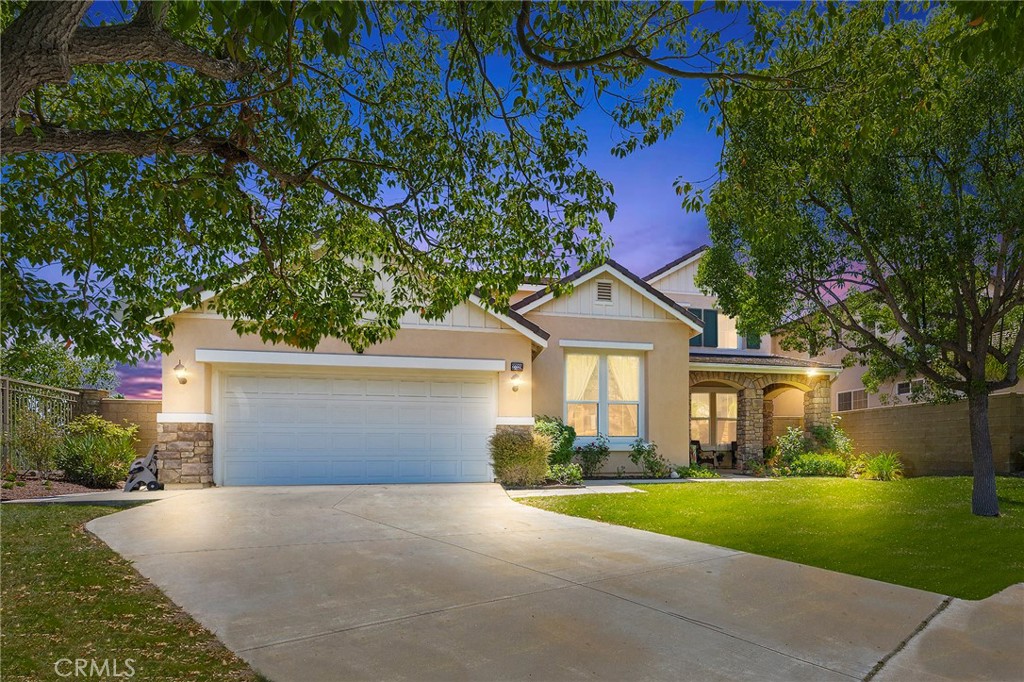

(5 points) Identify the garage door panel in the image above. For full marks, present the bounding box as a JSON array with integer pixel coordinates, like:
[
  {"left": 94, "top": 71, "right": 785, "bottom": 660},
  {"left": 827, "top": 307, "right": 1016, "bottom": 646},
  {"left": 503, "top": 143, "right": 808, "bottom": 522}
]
[
  {"left": 220, "top": 369, "right": 495, "bottom": 485},
  {"left": 429, "top": 382, "right": 460, "bottom": 398},
  {"left": 461, "top": 382, "right": 491, "bottom": 398}
]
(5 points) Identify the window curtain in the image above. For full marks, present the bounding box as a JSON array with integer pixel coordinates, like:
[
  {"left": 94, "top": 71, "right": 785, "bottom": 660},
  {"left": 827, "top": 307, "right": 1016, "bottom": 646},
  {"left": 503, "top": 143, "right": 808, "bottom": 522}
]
[
  {"left": 606, "top": 355, "right": 639, "bottom": 401},
  {"left": 566, "top": 354, "right": 599, "bottom": 401}
]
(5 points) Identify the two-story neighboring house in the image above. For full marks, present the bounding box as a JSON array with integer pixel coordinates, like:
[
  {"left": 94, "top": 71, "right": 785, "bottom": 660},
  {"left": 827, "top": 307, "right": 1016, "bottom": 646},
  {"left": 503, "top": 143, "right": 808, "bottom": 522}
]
[
  {"left": 154, "top": 244, "right": 842, "bottom": 486},
  {"left": 638, "top": 246, "right": 842, "bottom": 465}
]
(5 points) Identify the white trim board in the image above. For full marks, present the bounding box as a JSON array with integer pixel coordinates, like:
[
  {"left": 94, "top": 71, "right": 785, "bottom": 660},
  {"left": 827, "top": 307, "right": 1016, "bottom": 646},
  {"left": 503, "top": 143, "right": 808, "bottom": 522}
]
[
  {"left": 514, "top": 263, "right": 703, "bottom": 334},
  {"left": 560, "top": 339, "right": 654, "bottom": 351},
  {"left": 689, "top": 361, "right": 842, "bottom": 377},
  {"left": 157, "top": 412, "right": 214, "bottom": 423},
  {"left": 195, "top": 348, "right": 506, "bottom": 372}
]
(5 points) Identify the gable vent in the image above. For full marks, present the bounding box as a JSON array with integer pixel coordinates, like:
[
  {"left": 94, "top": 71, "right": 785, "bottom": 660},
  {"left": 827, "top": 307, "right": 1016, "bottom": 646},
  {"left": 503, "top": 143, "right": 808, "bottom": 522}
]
[{"left": 595, "top": 280, "right": 613, "bottom": 303}]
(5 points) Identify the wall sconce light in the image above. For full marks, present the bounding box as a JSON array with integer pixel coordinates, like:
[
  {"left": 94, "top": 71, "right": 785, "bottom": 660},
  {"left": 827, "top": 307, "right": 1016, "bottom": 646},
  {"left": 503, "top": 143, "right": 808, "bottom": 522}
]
[
  {"left": 511, "top": 373, "right": 522, "bottom": 392},
  {"left": 173, "top": 360, "right": 188, "bottom": 385}
]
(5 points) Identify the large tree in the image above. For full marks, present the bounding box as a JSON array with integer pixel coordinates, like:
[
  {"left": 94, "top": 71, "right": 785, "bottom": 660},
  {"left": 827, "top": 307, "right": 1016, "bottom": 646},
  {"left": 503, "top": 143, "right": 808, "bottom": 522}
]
[
  {"left": 693, "top": 5, "right": 1023, "bottom": 516},
  {"left": 1, "top": 0, "right": 794, "bottom": 361}
]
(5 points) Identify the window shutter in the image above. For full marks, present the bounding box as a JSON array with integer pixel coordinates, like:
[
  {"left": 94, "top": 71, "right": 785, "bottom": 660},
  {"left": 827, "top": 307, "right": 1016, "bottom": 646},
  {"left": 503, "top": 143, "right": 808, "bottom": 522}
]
[
  {"left": 746, "top": 333, "right": 761, "bottom": 350},
  {"left": 689, "top": 309, "right": 704, "bottom": 347},
  {"left": 702, "top": 309, "right": 719, "bottom": 348}
]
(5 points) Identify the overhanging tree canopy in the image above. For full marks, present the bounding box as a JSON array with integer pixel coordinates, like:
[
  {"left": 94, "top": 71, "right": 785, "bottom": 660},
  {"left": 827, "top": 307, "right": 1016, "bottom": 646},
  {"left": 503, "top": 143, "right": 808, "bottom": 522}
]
[
  {"left": 1, "top": 0, "right": 790, "bottom": 362},
  {"left": 692, "top": 5, "right": 1023, "bottom": 516}
]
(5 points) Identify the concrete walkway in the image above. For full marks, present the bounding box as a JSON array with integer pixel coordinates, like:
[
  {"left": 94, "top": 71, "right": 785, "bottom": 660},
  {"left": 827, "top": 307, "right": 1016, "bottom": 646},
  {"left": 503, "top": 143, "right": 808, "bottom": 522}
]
[
  {"left": 872, "top": 584, "right": 1024, "bottom": 681},
  {"left": 83, "top": 483, "right": 964, "bottom": 681}
]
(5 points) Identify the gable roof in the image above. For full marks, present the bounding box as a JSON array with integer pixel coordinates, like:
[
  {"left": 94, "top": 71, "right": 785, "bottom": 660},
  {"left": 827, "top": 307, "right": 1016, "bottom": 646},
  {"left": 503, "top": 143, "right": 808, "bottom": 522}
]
[
  {"left": 511, "top": 259, "right": 704, "bottom": 333},
  {"left": 643, "top": 244, "right": 709, "bottom": 283},
  {"left": 157, "top": 286, "right": 550, "bottom": 348}
]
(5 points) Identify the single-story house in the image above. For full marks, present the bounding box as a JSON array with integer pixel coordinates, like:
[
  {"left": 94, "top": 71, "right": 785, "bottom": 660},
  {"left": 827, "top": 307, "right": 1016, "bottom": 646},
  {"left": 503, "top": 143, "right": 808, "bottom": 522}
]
[{"left": 157, "top": 246, "right": 842, "bottom": 486}]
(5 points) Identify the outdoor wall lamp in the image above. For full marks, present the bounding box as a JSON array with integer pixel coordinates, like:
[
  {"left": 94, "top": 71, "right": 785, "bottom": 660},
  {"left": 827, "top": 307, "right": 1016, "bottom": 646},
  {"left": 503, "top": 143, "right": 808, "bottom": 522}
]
[
  {"left": 511, "top": 373, "right": 522, "bottom": 392},
  {"left": 173, "top": 360, "right": 188, "bottom": 385},
  {"left": 805, "top": 368, "right": 819, "bottom": 378}
]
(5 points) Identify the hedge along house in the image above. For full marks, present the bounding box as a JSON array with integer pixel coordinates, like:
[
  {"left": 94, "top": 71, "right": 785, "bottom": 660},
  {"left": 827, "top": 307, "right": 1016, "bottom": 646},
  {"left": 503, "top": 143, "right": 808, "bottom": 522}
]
[{"left": 156, "top": 247, "right": 841, "bottom": 486}]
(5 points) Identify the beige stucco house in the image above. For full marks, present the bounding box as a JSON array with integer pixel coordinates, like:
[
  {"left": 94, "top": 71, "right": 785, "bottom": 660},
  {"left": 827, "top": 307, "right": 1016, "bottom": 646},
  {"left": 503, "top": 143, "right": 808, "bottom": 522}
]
[{"left": 156, "top": 246, "right": 841, "bottom": 486}]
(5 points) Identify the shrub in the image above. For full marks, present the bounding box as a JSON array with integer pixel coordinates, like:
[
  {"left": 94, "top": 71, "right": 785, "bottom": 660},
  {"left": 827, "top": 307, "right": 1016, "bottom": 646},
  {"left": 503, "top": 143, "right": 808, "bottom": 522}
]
[
  {"left": 58, "top": 415, "right": 138, "bottom": 488},
  {"left": 489, "top": 429, "right": 551, "bottom": 486},
  {"left": 862, "top": 451, "right": 904, "bottom": 481},
  {"left": 547, "top": 463, "right": 583, "bottom": 485},
  {"left": 534, "top": 415, "right": 577, "bottom": 465},
  {"left": 6, "top": 408, "right": 62, "bottom": 476},
  {"left": 808, "top": 416, "right": 854, "bottom": 458},
  {"left": 629, "top": 438, "right": 670, "bottom": 478},
  {"left": 776, "top": 426, "right": 811, "bottom": 463},
  {"left": 788, "top": 453, "right": 848, "bottom": 477},
  {"left": 574, "top": 435, "right": 610, "bottom": 478},
  {"left": 674, "top": 464, "right": 720, "bottom": 479}
]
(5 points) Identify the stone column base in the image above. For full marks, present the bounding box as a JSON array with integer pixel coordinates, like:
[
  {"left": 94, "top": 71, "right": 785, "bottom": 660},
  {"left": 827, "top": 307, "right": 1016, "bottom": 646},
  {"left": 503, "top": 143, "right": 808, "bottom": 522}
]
[{"left": 156, "top": 422, "right": 214, "bottom": 486}]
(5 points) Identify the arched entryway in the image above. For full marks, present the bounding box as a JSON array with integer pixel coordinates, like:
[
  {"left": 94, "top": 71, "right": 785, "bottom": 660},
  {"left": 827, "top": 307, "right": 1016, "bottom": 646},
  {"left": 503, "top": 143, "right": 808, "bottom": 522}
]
[{"left": 689, "top": 370, "right": 833, "bottom": 469}]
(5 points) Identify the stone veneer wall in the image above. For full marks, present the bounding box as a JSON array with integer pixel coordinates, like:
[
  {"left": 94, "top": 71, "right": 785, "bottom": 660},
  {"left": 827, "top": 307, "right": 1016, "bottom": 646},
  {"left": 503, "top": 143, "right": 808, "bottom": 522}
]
[{"left": 156, "top": 422, "right": 213, "bottom": 486}]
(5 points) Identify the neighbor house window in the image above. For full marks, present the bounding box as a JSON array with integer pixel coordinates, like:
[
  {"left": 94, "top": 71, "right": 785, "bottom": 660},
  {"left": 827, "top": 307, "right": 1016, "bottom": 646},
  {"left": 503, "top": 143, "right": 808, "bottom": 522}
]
[
  {"left": 897, "top": 379, "right": 925, "bottom": 396},
  {"left": 565, "top": 352, "right": 641, "bottom": 439},
  {"left": 690, "top": 392, "right": 737, "bottom": 447},
  {"left": 837, "top": 389, "right": 867, "bottom": 412}
]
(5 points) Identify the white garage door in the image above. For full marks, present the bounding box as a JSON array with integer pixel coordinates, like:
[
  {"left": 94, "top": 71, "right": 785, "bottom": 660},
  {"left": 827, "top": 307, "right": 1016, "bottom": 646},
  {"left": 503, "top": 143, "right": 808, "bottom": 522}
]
[{"left": 217, "top": 369, "right": 496, "bottom": 485}]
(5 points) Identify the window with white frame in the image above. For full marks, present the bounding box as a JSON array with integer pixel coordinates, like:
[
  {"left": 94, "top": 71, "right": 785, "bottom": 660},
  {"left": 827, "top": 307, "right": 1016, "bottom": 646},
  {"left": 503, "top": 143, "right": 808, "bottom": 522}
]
[
  {"left": 690, "top": 392, "right": 737, "bottom": 447},
  {"left": 565, "top": 352, "right": 641, "bottom": 439},
  {"left": 897, "top": 378, "right": 925, "bottom": 396},
  {"left": 837, "top": 389, "right": 867, "bottom": 412}
]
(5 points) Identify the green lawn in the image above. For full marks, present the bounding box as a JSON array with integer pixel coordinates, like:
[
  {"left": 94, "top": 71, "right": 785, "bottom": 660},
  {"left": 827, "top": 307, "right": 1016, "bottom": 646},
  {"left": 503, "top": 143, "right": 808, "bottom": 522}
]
[
  {"left": 1, "top": 505, "right": 266, "bottom": 681},
  {"left": 522, "top": 477, "right": 1024, "bottom": 600}
]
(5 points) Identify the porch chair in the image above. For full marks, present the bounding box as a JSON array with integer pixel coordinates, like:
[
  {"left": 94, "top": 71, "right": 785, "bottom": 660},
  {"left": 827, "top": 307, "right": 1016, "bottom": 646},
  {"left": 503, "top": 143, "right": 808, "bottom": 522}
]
[{"left": 690, "top": 439, "right": 717, "bottom": 469}]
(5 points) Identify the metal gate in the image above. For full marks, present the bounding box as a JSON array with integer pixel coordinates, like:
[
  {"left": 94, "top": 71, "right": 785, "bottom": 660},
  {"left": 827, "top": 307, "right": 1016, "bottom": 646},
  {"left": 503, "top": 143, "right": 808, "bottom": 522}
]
[{"left": 0, "top": 376, "right": 80, "bottom": 472}]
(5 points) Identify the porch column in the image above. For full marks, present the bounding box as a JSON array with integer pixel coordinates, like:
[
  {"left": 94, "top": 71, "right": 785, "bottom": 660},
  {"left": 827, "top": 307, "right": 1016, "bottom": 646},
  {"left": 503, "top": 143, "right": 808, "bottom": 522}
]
[
  {"left": 736, "top": 387, "right": 764, "bottom": 468},
  {"left": 762, "top": 398, "right": 775, "bottom": 448},
  {"left": 803, "top": 379, "right": 832, "bottom": 432}
]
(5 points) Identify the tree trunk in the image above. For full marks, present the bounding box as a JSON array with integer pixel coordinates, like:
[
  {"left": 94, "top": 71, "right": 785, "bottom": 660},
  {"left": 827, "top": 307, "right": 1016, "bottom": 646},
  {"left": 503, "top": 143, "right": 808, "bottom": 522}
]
[
  {"left": 967, "top": 390, "right": 1000, "bottom": 517},
  {"left": 0, "top": 1, "right": 92, "bottom": 126}
]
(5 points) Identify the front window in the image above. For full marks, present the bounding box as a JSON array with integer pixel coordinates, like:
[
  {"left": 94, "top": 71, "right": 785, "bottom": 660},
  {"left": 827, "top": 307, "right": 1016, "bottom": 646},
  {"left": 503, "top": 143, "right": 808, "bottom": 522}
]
[
  {"left": 690, "top": 391, "right": 737, "bottom": 447},
  {"left": 566, "top": 352, "right": 642, "bottom": 439}
]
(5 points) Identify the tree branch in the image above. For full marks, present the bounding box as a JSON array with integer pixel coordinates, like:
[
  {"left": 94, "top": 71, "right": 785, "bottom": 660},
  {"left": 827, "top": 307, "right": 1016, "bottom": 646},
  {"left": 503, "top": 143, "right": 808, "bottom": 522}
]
[
  {"left": 68, "top": 22, "right": 253, "bottom": 82},
  {"left": 0, "top": 0, "right": 92, "bottom": 125}
]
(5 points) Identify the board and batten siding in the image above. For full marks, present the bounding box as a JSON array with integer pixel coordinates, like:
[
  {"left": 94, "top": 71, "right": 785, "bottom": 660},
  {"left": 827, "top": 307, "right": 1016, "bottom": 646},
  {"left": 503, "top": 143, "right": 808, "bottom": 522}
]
[
  {"left": 530, "top": 278, "right": 672, "bottom": 320},
  {"left": 399, "top": 300, "right": 513, "bottom": 330},
  {"left": 648, "top": 260, "right": 700, "bottom": 294}
]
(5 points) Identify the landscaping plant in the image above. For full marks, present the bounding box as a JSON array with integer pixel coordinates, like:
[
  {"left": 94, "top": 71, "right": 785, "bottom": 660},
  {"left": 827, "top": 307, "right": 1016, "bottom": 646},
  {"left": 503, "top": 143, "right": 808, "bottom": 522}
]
[
  {"left": 488, "top": 429, "right": 551, "bottom": 487},
  {"left": 674, "top": 465, "right": 720, "bottom": 479},
  {"left": 58, "top": 415, "right": 137, "bottom": 489},
  {"left": 534, "top": 416, "right": 577, "bottom": 466},
  {"left": 629, "top": 438, "right": 670, "bottom": 478},
  {"left": 862, "top": 452, "right": 905, "bottom": 481},
  {"left": 546, "top": 463, "right": 583, "bottom": 486},
  {"left": 788, "top": 453, "right": 848, "bottom": 478},
  {"left": 6, "top": 408, "right": 62, "bottom": 476},
  {"left": 574, "top": 435, "right": 610, "bottom": 478}
]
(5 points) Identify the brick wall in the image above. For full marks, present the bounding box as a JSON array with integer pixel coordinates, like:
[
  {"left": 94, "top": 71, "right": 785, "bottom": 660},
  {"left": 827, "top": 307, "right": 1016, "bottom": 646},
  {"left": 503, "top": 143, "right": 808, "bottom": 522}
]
[
  {"left": 838, "top": 393, "right": 1024, "bottom": 476},
  {"left": 98, "top": 399, "right": 161, "bottom": 457}
]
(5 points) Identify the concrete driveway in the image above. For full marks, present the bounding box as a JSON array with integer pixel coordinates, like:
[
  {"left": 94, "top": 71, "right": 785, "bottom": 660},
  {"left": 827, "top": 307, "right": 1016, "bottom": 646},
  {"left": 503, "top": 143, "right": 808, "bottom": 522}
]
[{"left": 88, "top": 484, "right": 947, "bottom": 681}]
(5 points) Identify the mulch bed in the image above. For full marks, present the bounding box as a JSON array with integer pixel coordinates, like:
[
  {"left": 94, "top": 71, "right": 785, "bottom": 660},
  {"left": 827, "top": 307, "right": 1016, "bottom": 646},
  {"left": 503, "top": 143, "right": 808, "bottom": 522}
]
[{"left": 0, "top": 478, "right": 116, "bottom": 502}]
